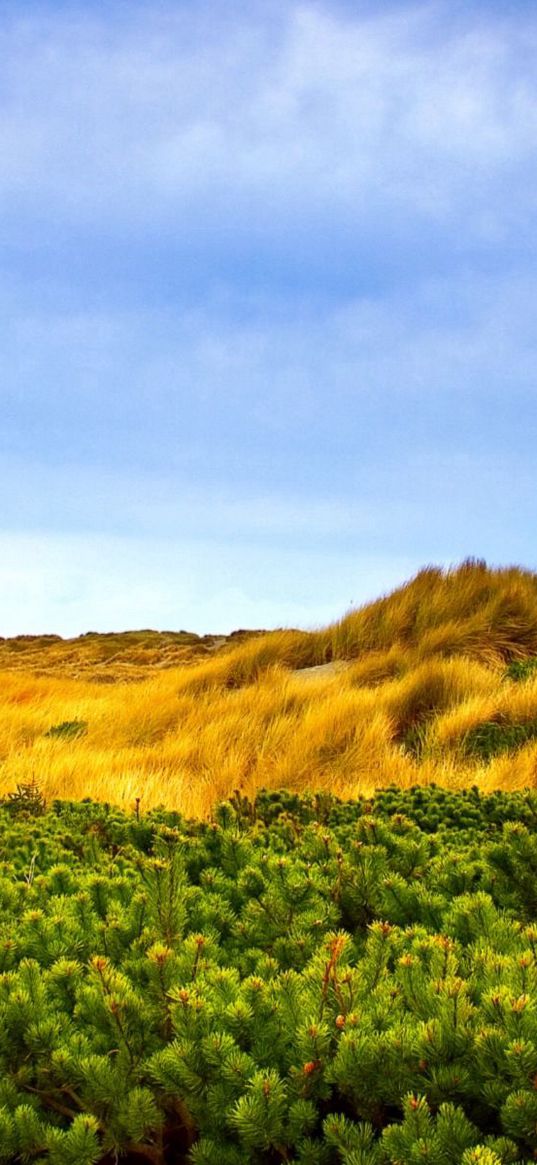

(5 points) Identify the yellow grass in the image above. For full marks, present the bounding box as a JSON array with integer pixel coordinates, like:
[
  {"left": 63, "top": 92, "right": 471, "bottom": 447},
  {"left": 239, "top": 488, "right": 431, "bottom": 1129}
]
[
  {"left": 1, "top": 560, "right": 537, "bottom": 816},
  {"left": 429, "top": 696, "right": 500, "bottom": 753}
]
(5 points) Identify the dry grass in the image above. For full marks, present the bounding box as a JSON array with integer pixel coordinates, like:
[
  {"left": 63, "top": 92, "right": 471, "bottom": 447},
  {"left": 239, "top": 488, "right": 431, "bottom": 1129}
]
[
  {"left": 0, "top": 628, "right": 262, "bottom": 681},
  {"left": 317, "top": 560, "right": 537, "bottom": 663},
  {"left": 1, "top": 560, "right": 537, "bottom": 815}
]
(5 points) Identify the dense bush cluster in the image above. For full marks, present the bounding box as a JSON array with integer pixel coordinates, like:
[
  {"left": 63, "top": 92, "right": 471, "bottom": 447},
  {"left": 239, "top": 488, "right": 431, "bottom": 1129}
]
[{"left": 0, "top": 787, "right": 536, "bottom": 1163}]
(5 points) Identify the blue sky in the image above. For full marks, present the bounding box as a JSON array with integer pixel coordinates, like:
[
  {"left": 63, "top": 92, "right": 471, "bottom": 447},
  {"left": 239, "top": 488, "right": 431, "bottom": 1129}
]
[{"left": 1, "top": 0, "right": 536, "bottom": 635}]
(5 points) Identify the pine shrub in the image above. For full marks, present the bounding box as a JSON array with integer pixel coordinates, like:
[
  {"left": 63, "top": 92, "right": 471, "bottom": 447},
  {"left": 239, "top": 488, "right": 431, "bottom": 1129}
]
[{"left": 0, "top": 787, "right": 534, "bottom": 1162}]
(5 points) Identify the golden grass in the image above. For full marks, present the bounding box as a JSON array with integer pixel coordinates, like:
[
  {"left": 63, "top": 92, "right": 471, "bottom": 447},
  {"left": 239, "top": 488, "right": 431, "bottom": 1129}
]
[
  {"left": 0, "top": 667, "right": 413, "bottom": 815},
  {"left": 1, "top": 560, "right": 537, "bottom": 815},
  {"left": 318, "top": 560, "right": 537, "bottom": 664},
  {"left": 0, "top": 628, "right": 260, "bottom": 681}
]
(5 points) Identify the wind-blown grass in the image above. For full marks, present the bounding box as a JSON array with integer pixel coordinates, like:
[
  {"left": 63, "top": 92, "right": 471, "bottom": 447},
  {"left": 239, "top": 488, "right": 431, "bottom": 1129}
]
[{"left": 1, "top": 560, "right": 537, "bottom": 815}]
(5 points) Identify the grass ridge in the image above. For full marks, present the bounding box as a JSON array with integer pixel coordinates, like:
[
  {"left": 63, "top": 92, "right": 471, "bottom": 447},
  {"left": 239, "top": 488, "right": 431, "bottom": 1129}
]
[{"left": 1, "top": 560, "right": 537, "bottom": 814}]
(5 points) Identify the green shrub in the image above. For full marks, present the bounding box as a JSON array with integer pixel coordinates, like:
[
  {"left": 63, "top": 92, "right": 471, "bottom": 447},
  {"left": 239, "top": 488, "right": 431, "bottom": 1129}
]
[
  {"left": 0, "top": 788, "right": 533, "bottom": 1162},
  {"left": 0, "top": 778, "right": 46, "bottom": 817},
  {"left": 462, "top": 720, "right": 537, "bottom": 761},
  {"left": 503, "top": 657, "right": 537, "bottom": 683},
  {"left": 44, "top": 719, "right": 88, "bottom": 740}
]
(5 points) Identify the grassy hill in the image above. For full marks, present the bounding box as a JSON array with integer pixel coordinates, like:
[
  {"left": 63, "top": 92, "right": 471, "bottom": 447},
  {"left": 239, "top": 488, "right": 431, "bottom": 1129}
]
[
  {"left": 0, "top": 627, "right": 262, "bottom": 681},
  {"left": 2, "top": 558, "right": 537, "bottom": 816}
]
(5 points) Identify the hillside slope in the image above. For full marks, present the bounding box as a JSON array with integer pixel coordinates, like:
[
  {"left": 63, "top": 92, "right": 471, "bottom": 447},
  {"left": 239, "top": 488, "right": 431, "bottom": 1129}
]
[
  {"left": 1, "top": 559, "right": 537, "bottom": 815},
  {"left": 0, "top": 627, "right": 262, "bottom": 681}
]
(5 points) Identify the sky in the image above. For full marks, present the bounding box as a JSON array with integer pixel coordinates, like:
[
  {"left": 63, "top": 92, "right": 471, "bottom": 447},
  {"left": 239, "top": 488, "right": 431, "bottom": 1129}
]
[{"left": 1, "top": 0, "right": 536, "bottom": 636}]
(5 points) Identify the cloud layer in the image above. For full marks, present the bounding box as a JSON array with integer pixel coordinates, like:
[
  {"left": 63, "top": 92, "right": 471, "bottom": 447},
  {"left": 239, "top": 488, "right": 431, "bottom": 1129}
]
[{"left": 1, "top": 0, "right": 536, "bottom": 632}]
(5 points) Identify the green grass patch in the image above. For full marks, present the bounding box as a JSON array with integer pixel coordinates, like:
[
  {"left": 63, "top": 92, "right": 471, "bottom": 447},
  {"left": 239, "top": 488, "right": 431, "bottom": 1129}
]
[
  {"left": 44, "top": 718, "right": 88, "bottom": 740},
  {"left": 462, "top": 718, "right": 537, "bottom": 761},
  {"left": 504, "top": 656, "right": 537, "bottom": 682}
]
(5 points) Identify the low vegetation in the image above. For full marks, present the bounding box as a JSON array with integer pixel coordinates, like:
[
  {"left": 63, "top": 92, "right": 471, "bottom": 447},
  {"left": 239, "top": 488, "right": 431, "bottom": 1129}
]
[
  {"left": 1, "top": 560, "right": 537, "bottom": 815},
  {"left": 0, "top": 786, "right": 536, "bottom": 1163},
  {"left": 1, "top": 560, "right": 537, "bottom": 1162}
]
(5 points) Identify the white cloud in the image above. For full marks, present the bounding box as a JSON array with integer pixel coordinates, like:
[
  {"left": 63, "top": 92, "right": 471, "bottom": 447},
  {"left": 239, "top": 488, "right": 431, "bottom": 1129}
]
[
  {"left": 1, "top": 1, "right": 536, "bottom": 636},
  {"left": 3, "top": 268, "right": 535, "bottom": 440},
  {"left": 0, "top": 455, "right": 390, "bottom": 539},
  {"left": 0, "top": 2, "right": 535, "bottom": 235}
]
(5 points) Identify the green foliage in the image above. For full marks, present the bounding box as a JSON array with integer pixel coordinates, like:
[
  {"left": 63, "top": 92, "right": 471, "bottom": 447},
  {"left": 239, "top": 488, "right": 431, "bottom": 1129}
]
[
  {"left": 0, "top": 778, "right": 46, "bottom": 817},
  {"left": 504, "top": 657, "right": 537, "bottom": 683},
  {"left": 0, "top": 787, "right": 534, "bottom": 1161},
  {"left": 462, "top": 720, "right": 537, "bottom": 761},
  {"left": 44, "top": 720, "right": 88, "bottom": 740}
]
